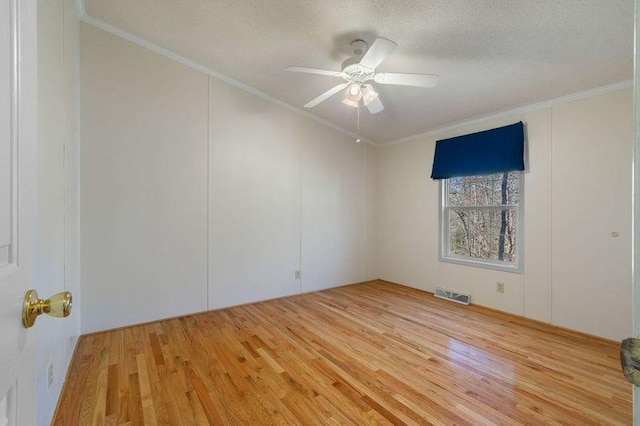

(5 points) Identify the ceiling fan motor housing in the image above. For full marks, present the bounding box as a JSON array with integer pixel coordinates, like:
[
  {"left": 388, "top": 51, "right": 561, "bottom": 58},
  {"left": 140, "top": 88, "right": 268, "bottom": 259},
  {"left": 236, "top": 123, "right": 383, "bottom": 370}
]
[{"left": 341, "top": 59, "right": 375, "bottom": 83}]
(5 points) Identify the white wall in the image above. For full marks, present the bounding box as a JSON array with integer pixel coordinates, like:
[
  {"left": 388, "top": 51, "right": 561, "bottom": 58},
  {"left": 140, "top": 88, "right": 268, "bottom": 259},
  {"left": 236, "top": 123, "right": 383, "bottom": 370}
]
[
  {"left": 35, "top": 0, "right": 81, "bottom": 424},
  {"left": 80, "top": 24, "right": 209, "bottom": 332},
  {"left": 81, "top": 24, "right": 376, "bottom": 332},
  {"left": 551, "top": 91, "right": 632, "bottom": 339},
  {"left": 300, "top": 109, "right": 375, "bottom": 291},
  {"left": 208, "top": 79, "right": 301, "bottom": 308},
  {"left": 377, "top": 88, "right": 632, "bottom": 340}
]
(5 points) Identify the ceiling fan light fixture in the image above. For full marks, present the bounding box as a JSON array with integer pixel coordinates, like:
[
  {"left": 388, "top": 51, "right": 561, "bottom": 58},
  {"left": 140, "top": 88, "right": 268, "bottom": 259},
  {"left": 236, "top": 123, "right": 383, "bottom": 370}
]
[
  {"left": 362, "top": 84, "right": 379, "bottom": 106},
  {"left": 342, "top": 97, "right": 359, "bottom": 108},
  {"left": 345, "top": 83, "right": 362, "bottom": 102}
]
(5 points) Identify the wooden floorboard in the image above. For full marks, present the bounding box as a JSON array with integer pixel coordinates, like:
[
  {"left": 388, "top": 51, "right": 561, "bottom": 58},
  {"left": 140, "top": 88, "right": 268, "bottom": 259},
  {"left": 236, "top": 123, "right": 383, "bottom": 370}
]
[{"left": 54, "top": 280, "right": 632, "bottom": 425}]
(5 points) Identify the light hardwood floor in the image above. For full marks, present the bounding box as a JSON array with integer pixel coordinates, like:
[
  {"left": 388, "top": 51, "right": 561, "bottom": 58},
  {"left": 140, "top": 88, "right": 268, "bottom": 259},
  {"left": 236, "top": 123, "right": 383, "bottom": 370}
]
[{"left": 54, "top": 280, "right": 631, "bottom": 425}]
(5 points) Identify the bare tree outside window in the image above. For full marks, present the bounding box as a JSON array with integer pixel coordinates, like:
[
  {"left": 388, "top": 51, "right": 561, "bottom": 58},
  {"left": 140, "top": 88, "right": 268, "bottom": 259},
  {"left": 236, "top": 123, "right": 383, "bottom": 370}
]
[{"left": 442, "top": 172, "right": 521, "bottom": 270}]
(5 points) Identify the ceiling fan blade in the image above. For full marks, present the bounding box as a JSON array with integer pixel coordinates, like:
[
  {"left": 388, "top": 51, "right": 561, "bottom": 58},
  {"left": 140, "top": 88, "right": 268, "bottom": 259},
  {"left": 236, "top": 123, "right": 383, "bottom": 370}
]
[
  {"left": 286, "top": 66, "right": 343, "bottom": 77},
  {"left": 366, "top": 96, "right": 384, "bottom": 114},
  {"left": 304, "top": 83, "right": 349, "bottom": 108},
  {"left": 359, "top": 38, "right": 398, "bottom": 70},
  {"left": 374, "top": 72, "right": 439, "bottom": 87}
]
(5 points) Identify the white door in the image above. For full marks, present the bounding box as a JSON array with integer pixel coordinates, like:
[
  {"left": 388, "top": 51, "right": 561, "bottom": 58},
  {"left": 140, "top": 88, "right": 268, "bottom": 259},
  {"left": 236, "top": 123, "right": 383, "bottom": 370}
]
[{"left": 0, "top": 0, "right": 37, "bottom": 425}]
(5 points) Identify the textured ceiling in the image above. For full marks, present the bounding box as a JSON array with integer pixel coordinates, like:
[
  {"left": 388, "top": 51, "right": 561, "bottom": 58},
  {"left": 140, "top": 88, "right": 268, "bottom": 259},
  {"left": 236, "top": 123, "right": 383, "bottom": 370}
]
[{"left": 83, "top": 0, "right": 633, "bottom": 145}]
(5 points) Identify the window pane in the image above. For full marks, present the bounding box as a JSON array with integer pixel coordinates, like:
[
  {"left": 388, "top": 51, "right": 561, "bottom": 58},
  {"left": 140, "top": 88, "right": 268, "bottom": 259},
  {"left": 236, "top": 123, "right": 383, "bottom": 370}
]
[
  {"left": 448, "top": 208, "right": 517, "bottom": 263},
  {"left": 448, "top": 172, "right": 519, "bottom": 207},
  {"left": 448, "top": 210, "right": 470, "bottom": 257},
  {"left": 443, "top": 171, "right": 521, "bottom": 270}
]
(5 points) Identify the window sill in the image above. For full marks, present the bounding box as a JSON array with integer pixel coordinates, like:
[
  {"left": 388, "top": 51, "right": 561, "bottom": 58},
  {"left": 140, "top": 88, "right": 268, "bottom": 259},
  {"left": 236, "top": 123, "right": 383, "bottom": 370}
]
[{"left": 439, "top": 255, "right": 522, "bottom": 274}]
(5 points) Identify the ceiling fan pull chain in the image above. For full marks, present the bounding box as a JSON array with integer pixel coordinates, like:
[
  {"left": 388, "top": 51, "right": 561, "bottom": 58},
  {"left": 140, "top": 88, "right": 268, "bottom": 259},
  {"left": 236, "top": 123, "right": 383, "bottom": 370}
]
[{"left": 356, "top": 102, "right": 362, "bottom": 143}]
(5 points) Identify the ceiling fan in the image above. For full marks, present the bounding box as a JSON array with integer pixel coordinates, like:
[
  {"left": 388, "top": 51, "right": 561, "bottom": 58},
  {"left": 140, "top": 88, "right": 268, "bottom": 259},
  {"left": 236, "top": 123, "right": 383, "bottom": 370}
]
[{"left": 287, "top": 38, "right": 438, "bottom": 114}]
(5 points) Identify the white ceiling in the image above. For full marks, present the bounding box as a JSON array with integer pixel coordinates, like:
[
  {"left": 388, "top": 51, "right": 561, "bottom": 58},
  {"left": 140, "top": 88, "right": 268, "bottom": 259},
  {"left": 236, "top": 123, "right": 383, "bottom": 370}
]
[{"left": 82, "top": 0, "right": 633, "bottom": 145}]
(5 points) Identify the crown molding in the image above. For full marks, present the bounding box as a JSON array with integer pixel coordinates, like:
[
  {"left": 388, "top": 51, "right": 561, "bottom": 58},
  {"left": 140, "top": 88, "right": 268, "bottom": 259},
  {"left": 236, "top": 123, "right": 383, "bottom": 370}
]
[
  {"left": 78, "top": 13, "right": 374, "bottom": 145},
  {"left": 382, "top": 80, "right": 633, "bottom": 147}
]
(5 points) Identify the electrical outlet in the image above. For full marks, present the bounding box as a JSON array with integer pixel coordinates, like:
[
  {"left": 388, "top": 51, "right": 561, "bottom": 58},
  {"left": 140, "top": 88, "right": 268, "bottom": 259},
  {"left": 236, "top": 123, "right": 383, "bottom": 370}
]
[
  {"left": 47, "top": 363, "right": 53, "bottom": 388},
  {"left": 496, "top": 282, "right": 505, "bottom": 293},
  {"left": 295, "top": 270, "right": 301, "bottom": 279}
]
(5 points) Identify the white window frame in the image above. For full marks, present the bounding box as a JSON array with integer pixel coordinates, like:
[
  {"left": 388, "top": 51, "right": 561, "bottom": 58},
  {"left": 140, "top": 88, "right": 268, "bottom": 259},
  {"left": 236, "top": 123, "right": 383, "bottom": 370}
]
[{"left": 439, "top": 172, "right": 524, "bottom": 273}]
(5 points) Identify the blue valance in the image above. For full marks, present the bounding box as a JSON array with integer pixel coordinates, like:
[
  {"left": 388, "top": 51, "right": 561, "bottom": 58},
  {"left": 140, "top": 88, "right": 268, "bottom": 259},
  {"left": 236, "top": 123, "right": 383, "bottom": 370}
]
[{"left": 430, "top": 121, "right": 524, "bottom": 179}]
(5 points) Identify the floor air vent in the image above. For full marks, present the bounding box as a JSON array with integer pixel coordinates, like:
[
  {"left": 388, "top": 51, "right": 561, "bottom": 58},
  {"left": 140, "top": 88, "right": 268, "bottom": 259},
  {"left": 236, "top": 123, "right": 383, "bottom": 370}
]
[{"left": 434, "top": 287, "right": 471, "bottom": 305}]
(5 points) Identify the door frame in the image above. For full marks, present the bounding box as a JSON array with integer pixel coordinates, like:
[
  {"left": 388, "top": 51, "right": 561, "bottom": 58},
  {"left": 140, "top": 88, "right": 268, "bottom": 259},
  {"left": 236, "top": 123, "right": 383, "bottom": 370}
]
[{"left": 633, "top": 0, "right": 639, "bottom": 422}]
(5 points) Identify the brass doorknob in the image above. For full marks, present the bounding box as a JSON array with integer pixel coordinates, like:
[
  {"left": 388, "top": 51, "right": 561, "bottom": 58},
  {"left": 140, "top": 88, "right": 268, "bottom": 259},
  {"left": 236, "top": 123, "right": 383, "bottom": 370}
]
[{"left": 23, "top": 290, "right": 72, "bottom": 328}]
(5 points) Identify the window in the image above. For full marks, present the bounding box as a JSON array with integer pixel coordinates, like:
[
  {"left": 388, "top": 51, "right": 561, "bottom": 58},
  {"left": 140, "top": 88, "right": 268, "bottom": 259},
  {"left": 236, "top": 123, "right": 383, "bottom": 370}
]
[{"left": 440, "top": 171, "right": 522, "bottom": 272}]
